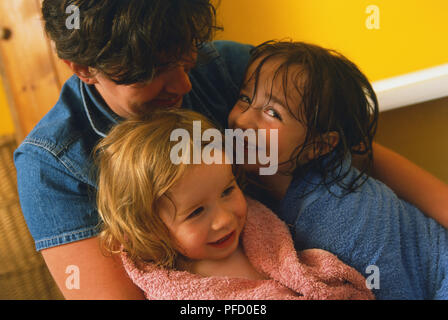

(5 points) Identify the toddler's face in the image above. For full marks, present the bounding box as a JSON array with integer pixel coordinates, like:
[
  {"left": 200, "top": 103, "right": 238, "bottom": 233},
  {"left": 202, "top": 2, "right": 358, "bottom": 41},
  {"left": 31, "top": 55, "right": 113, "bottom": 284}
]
[
  {"left": 158, "top": 161, "right": 247, "bottom": 262},
  {"left": 228, "top": 57, "right": 310, "bottom": 174}
]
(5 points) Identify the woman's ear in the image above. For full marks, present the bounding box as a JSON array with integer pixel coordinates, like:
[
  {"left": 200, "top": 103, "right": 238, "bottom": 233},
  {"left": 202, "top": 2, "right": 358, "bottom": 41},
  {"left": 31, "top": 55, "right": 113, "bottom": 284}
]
[
  {"left": 63, "top": 60, "right": 98, "bottom": 85},
  {"left": 305, "top": 131, "right": 340, "bottom": 161}
]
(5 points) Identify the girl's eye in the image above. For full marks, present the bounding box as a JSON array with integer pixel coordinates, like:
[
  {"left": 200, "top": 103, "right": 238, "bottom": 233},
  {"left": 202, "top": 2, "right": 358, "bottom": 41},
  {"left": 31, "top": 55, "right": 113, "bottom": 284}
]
[
  {"left": 238, "top": 94, "right": 251, "bottom": 104},
  {"left": 187, "top": 207, "right": 204, "bottom": 220},
  {"left": 265, "top": 108, "right": 282, "bottom": 120},
  {"left": 221, "top": 186, "right": 235, "bottom": 197}
]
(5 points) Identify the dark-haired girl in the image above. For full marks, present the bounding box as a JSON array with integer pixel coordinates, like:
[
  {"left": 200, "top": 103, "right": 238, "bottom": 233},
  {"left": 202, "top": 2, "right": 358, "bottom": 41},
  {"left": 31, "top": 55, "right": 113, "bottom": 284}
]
[{"left": 228, "top": 41, "right": 448, "bottom": 300}]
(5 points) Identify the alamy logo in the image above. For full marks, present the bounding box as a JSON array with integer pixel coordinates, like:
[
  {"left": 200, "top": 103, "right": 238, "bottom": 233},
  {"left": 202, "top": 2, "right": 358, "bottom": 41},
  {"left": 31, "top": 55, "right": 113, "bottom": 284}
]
[
  {"left": 65, "top": 265, "right": 80, "bottom": 290},
  {"left": 365, "top": 5, "right": 380, "bottom": 30},
  {"left": 170, "top": 121, "right": 279, "bottom": 175},
  {"left": 365, "top": 265, "right": 380, "bottom": 290},
  {"left": 65, "top": 5, "right": 80, "bottom": 30}
]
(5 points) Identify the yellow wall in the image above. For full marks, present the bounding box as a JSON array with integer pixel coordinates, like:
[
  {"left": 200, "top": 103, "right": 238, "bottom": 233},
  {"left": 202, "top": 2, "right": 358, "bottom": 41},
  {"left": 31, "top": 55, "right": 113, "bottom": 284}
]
[
  {"left": 216, "top": 0, "right": 448, "bottom": 81},
  {"left": 0, "top": 78, "right": 14, "bottom": 136},
  {"left": 1, "top": 1, "right": 447, "bottom": 136}
]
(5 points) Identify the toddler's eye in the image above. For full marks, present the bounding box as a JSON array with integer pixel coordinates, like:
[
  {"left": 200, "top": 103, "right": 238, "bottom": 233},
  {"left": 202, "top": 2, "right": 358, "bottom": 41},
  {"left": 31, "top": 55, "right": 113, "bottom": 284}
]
[
  {"left": 187, "top": 207, "right": 204, "bottom": 219},
  {"left": 265, "top": 108, "right": 282, "bottom": 120},
  {"left": 222, "top": 186, "right": 235, "bottom": 197}
]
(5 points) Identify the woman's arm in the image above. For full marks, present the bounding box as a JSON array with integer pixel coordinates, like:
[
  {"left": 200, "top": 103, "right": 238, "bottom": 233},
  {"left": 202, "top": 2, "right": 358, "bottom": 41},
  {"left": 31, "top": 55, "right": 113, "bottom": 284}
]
[
  {"left": 366, "top": 142, "right": 448, "bottom": 228},
  {"left": 41, "top": 237, "right": 145, "bottom": 300}
]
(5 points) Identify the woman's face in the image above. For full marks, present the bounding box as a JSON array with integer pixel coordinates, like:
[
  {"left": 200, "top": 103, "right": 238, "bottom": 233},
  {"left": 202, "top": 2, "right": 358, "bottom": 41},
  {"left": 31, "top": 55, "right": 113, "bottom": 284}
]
[
  {"left": 92, "top": 51, "right": 197, "bottom": 118},
  {"left": 158, "top": 160, "right": 247, "bottom": 263},
  {"left": 228, "top": 58, "right": 309, "bottom": 174}
]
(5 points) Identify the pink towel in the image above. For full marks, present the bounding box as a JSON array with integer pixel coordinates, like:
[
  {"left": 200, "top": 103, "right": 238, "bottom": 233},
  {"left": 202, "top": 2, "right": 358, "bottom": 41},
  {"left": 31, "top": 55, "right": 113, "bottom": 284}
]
[{"left": 121, "top": 197, "right": 374, "bottom": 300}]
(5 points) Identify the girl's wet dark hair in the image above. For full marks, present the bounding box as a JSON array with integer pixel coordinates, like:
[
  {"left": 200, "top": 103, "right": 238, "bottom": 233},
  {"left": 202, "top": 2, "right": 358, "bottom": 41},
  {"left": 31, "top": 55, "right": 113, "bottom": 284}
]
[
  {"left": 245, "top": 40, "right": 379, "bottom": 195},
  {"left": 42, "top": 0, "right": 222, "bottom": 85}
]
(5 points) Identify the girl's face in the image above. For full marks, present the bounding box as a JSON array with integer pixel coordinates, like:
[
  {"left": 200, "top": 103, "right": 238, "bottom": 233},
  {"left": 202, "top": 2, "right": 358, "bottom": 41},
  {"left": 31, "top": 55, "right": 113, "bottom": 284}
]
[
  {"left": 158, "top": 161, "right": 247, "bottom": 262},
  {"left": 228, "top": 58, "right": 309, "bottom": 174}
]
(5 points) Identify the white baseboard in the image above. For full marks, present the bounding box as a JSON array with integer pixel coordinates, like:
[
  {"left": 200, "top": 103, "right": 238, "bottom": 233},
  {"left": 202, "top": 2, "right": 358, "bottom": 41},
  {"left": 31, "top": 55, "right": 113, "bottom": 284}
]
[{"left": 372, "top": 63, "right": 448, "bottom": 112}]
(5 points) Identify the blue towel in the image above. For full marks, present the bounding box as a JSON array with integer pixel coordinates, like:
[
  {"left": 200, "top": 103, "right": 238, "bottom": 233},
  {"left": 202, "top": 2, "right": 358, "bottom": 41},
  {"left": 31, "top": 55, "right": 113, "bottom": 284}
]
[{"left": 277, "top": 156, "right": 448, "bottom": 300}]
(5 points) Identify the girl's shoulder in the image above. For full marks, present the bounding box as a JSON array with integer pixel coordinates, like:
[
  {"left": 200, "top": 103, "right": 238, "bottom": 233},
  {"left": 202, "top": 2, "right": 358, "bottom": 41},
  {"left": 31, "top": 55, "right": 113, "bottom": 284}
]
[{"left": 283, "top": 165, "right": 400, "bottom": 215}]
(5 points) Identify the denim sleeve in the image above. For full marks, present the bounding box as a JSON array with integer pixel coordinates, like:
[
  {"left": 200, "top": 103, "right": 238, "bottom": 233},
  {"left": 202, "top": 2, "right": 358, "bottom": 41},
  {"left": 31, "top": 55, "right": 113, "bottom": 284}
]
[
  {"left": 212, "top": 40, "right": 254, "bottom": 89},
  {"left": 14, "top": 143, "right": 100, "bottom": 251}
]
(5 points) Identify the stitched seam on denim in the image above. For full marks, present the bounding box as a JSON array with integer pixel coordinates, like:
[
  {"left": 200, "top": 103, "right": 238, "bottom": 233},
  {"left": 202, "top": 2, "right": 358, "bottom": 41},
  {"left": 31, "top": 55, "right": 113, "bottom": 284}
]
[
  {"left": 36, "top": 226, "right": 100, "bottom": 243},
  {"left": 23, "top": 130, "right": 83, "bottom": 155},
  {"left": 20, "top": 140, "right": 90, "bottom": 185},
  {"left": 80, "top": 79, "right": 107, "bottom": 138},
  {"left": 35, "top": 227, "right": 100, "bottom": 250}
]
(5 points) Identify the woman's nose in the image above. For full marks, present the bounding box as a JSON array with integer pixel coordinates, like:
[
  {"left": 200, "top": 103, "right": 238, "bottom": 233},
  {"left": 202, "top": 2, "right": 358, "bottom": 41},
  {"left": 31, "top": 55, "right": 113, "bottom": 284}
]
[{"left": 164, "top": 66, "right": 192, "bottom": 96}]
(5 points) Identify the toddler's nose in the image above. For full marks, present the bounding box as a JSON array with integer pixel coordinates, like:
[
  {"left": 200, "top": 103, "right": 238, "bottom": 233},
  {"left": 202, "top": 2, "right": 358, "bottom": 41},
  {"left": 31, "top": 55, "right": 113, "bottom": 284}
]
[{"left": 211, "top": 205, "right": 234, "bottom": 231}]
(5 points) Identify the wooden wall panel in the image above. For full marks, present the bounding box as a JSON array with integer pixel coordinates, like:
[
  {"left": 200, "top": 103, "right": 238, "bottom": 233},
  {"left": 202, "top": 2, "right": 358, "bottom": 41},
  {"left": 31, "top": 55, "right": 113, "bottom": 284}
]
[{"left": 0, "top": 0, "right": 71, "bottom": 142}]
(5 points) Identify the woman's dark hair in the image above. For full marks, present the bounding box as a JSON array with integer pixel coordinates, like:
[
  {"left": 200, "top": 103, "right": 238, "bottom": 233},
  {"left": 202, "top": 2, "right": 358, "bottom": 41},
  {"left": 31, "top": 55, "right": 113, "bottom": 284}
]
[
  {"left": 245, "top": 40, "right": 379, "bottom": 195},
  {"left": 42, "top": 0, "right": 222, "bottom": 85}
]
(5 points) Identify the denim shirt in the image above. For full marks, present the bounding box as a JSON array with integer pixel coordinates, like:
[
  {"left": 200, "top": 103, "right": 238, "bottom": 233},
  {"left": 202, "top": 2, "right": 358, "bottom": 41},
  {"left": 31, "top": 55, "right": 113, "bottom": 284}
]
[{"left": 14, "top": 41, "right": 253, "bottom": 251}]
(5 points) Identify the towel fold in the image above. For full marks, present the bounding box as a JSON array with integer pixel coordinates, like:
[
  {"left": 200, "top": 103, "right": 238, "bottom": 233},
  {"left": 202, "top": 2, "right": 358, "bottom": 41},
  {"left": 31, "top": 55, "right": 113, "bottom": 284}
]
[{"left": 121, "top": 197, "right": 374, "bottom": 300}]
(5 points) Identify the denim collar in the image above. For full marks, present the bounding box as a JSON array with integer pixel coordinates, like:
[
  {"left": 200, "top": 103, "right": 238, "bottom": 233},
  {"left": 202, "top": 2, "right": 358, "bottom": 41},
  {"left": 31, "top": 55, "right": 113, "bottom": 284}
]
[{"left": 79, "top": 78, "right": 122, "bottom": 138}]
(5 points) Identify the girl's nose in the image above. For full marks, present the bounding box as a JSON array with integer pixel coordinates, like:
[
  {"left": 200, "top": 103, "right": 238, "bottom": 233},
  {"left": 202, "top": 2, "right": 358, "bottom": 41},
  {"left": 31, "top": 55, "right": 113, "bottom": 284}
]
[
  {"left": 164, "top": 66, "right": 192, "bottom": 96},
  {"left": 231, "top": 104, "right": 258, "bottom": 131},
  {"left": 211, "top": 204, "right": 233, "bottom": 231}
]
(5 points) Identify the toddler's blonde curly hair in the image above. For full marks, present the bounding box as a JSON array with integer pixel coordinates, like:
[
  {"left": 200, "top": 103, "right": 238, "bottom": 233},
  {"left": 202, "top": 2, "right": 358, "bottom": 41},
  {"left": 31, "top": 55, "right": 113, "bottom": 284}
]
[{"left": 94, "top": 108, "right": 221, "bottom": 269}]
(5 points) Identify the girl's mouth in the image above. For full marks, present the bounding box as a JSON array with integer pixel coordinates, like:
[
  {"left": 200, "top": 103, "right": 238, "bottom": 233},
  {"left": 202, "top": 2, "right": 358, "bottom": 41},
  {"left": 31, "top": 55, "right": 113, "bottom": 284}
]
[{"left": 208, "top": 231, "right": 236, "bottom": 248}]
